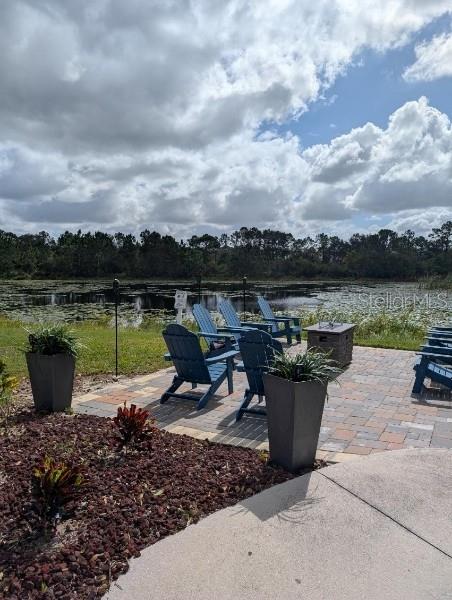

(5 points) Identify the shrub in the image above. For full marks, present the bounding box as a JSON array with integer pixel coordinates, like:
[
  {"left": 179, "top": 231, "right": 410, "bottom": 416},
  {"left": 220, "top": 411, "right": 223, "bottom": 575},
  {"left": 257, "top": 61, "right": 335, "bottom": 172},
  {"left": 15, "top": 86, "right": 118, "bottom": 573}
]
[
  {"left": 0, "top": 359, "right": 18, "bottom": 431},
  {"left": 418, "top": 275, "right": 452, "bottom": 290},
  {"left": 32, "top": 456, "right": 84, "bottom": 529},
  {"left": 113, "top": 402, "right": 152, "bottom": 449},
  {"left": 26, "top": 324, "right": 80, "bottom": 357},
  {"left": 302, "top": 307, "right": 435, "bottom": 340},
  {"left": 269, "top": 349, "right": 342, "bottom": 384}
]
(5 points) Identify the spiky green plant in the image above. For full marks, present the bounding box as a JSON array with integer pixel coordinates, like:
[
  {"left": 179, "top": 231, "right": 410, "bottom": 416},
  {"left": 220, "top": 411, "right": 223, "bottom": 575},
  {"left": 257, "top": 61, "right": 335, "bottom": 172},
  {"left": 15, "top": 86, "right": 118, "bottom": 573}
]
[
  {"left": 0, "top": 359, "right": 18, "bottom": 431},
  {"left": 32, "top": 456, "right": 84, "bottom": 529},
  {"left": 269, "top": 349, "right": 342, "bottom": 383},
  {"left": 26, "top": 324, "right": 81, "bottom": 357}
]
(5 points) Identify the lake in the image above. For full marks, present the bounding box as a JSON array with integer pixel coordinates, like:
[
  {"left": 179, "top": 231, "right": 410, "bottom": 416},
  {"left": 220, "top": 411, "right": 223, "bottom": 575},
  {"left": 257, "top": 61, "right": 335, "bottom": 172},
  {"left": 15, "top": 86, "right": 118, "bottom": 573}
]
[{"left": 0, "top": 279, "right": 451, "bottom": 324}]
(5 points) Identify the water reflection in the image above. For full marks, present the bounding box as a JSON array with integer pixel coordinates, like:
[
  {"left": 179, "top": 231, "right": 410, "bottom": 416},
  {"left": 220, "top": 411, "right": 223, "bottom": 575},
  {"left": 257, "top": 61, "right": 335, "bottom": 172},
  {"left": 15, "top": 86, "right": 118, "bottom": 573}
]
[
  {"left": 1, "top": 279, "right": 447, "bottom": 324},
  {"left": 0, "top": 279, "right": 329, "bottom": 322}
]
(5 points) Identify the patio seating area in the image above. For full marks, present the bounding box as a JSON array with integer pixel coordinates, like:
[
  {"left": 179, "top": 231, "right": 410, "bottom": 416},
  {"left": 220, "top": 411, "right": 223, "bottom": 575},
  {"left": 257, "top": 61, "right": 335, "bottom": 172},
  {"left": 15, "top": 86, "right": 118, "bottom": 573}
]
[{"left": 74, "top": 343, "right": 452, "bottom": 462}]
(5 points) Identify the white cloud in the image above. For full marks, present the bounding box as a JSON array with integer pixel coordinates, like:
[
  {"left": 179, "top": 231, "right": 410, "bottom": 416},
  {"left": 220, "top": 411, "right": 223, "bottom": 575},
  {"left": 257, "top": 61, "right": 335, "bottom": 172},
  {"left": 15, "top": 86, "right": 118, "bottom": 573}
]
[
  {"left": 297, "top": 97, "right": 452, "bottom": 229},
  {"left": 386, "top": 208, "right": 452, "bottom": 235},
  {"left": 3, "top": 96, "right": 452, "bottom": 239},
  {"left": 0, "top": 1, "right": 452, "bottom": 236},
  {"left": 404, "top": 32, "right": 452, "bottom": 82}
]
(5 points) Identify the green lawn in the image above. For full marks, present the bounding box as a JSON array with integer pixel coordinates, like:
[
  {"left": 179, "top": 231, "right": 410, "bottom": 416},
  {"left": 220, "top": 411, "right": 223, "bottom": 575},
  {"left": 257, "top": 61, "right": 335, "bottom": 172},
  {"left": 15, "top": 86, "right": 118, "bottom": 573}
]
[
  {"left": 0, "top": 317, "right": 168, "bottom": 378},
  {"left": 346, "top": 331, "right": 423, "bottom": 351},
  {"left": 0, "top": 309, "right": 427, "bottom": 380}
]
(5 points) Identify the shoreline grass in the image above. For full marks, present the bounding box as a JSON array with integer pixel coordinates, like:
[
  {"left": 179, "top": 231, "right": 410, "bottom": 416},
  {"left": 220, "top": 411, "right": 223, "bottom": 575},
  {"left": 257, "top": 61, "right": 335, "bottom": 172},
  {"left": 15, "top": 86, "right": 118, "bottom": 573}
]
[
  {"left": 301, "top": 308, "right": 434, "bottom": 352},
  {"left": 0, "top": 275, "right": 433, "bottom": 285}
]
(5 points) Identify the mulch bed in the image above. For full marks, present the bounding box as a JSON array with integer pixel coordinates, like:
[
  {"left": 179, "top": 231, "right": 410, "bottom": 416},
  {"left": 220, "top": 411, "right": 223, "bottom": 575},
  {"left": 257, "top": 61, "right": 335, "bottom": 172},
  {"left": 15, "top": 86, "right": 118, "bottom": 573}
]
[
  {"left": 0, "top": 411, "right": 309, "bottom": 599},
  {"left": 13, "top": 374, "right": 115, "bottom": 412}
]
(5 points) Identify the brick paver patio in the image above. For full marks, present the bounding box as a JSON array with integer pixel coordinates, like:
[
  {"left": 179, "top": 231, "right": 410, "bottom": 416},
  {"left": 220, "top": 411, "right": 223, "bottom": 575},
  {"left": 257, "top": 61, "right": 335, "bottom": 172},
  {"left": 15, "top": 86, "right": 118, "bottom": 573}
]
[{"left": 74, "top": 344, "right": 452, "bottom": 462}]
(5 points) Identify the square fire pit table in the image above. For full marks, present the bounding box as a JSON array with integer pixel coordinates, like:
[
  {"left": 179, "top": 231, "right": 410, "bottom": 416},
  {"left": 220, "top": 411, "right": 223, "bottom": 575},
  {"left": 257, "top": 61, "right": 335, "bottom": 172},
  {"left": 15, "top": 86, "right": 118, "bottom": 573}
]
[{"left": 305, "top": 322, "right": 355, "bottom": 367}]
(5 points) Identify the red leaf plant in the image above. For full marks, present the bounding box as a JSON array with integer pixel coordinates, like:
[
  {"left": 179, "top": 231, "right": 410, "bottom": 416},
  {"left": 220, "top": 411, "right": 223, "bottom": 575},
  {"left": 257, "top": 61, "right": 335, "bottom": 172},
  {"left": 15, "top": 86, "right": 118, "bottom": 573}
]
[{"left": 113, "top": 402, "right": 152, "bottom": 449}]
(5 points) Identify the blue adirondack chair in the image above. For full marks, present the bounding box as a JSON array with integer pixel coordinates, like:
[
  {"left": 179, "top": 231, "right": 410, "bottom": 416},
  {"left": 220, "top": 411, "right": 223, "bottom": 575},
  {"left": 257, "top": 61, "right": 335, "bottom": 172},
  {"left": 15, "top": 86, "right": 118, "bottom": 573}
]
[
  {"left": 428, "top": 328, "right": 452, "bottom": 338},
  {"left": 431, "top": 323, "right": 452, "bottom": 330},
  {"left": 423, "top": 335, "right": 452, "bottom": 350},
  {"left": 218, "top": 299, "right": 273, "bottom": 336},
  {"left": 161, "top": 324, "right": 239, "bottom": 410},
  {"left": 235, "top": 329, "right": 283, "bottom": 421},
  {"left": 257, "top": 295, "right": 301, "bottom": 345},
  {"left": 192, "top": 303, "right": 238, "bottom": 352},
  {"left": 419, "top": 341, "right": 452, "bottom": 365},
  {"left": 412, "top": 348, "right": 452, "bottom": 394}
]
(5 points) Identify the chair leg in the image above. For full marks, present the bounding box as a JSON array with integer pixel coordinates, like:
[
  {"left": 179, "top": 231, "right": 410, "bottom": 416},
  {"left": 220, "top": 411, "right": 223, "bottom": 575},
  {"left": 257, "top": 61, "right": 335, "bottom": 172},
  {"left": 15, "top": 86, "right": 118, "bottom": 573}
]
[
  {"left": 285, "top": 323, "right": 292, "bottom": 345},
  {"left": 412, "top": 372, "right": 424, "bottom": 394},
  {"left": 160, "top": 376, "right": 183, "bottom": 403},
  {"left": 236, "top": 389, "right": 254, "bottom": 421},
  {"left": 191, "top": 382, "right": 197, "bottom": 389},
  {"left": 198, "top": 372, "right": 226, "bottom": 410},
  {"left": 227, "top": 358, "right": 234, "bottom": 394},
  {"left": 296, "top": 331, "right": 301, "bottom": 344},
  {"left": 197, "top": 390, "right": 212, "bottom": 410},
  {"left": 412, "top": 358, "right": 427, "bottom": 394}
]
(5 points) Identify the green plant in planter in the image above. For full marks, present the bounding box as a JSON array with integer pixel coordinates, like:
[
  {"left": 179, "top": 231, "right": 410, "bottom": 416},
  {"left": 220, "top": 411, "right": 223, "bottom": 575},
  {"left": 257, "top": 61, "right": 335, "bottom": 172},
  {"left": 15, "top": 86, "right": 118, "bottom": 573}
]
[
  {"left": 0, "top": 359, "right": 18, "bottom": 432},
  {"left": 26, "top": 324, "right": 81, "bottom": 356},
  {"left": 25, "top": 324, "right": 81, "bottom": 412},
  {"left": 32, "top": 455, "right": 84, "bottom": 531},
  {"left": 269, "top": 350, "right": 342, "bottom": 384},
  {"left": 264, "top": 350, "right": 343, "bottom": 472}
]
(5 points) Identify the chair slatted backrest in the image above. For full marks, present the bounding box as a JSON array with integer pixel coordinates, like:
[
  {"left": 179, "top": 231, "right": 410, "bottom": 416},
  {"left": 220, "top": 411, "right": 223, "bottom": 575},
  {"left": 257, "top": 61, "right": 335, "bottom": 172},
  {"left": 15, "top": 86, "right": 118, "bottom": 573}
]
[
  {"left": 192, "top": 304, "right": 218, "bottom": 345},
  {"left": 218, "top": 299, "right": 242, "bottom": 330},
  {"left": 431, "top": 338, "right": 452, "bottom": 349},
  {"left": 257, "top": 296, "right": 278, "bottom": 333},
  {"left": 428, "top": 361, "right": 452, "bottom": 388},
  {"left": 421, "top": 343, "right": 452, "bottom": 361},
  {"left": 238, "top": 329, "right": 283, "bottom": 396},
  {"left": 163, "top": 324, "right": 211, "bottom": 384}
]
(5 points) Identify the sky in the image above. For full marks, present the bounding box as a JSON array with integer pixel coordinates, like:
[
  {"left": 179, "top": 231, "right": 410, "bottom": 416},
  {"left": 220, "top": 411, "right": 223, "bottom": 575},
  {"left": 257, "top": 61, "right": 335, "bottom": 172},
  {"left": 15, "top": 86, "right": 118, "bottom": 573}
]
[{"left": 1, "top": 0, "right": 452, "bottom": 240}]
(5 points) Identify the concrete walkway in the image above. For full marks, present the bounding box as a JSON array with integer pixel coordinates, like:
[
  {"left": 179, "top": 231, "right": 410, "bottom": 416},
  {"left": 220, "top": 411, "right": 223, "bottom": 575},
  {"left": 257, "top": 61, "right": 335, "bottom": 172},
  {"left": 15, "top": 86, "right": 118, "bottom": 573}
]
[
  {"left": 75, "top": 345, "right": 452, "bottom": 462},
  {"left": 106, "top": 449, "right": 452, "bottom": 600}
]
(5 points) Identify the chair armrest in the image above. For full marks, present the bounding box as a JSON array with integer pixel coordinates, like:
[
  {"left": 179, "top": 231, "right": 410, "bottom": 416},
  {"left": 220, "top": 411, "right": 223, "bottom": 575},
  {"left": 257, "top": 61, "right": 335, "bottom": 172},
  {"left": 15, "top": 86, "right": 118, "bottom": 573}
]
[
  {"left": 263, "top": 316, "right": 292, "bottom": 323},
  {"left": 420, "top": 345, "right": 452, "bottom": 354},
  {"left": 427, "top": 332, "right": 452, "bottom": 337},
  {"left": 265, "top": 315, "right": 300, "bottom": 324},
  {"left": 197, "top": 331, "right": 235, "bottom": 340},
  {"left": 240, "top": 322, "right": 273, "bottom": 332},
  {"left": 416, "top": 351, "right": 452, "bottom": 360},
  {"left": 217, "top": 327, "right": 243, "bottom": 334},
  {"left": 205, "top": 350, "right": 240, "bottom": 364}
]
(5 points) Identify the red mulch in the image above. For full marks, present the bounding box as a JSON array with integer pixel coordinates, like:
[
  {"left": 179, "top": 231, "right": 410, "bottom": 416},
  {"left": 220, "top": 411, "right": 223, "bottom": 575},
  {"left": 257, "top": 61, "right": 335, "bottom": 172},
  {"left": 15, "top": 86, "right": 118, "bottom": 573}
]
[{"left": 0, "top": 412, "right": 300, "bottom": 599}]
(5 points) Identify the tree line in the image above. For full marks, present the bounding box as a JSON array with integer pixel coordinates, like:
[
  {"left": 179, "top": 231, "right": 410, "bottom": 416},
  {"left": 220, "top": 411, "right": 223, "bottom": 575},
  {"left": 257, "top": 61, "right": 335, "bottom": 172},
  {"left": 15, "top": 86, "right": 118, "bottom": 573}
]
[{"left": 0, "top": 222, "right": 451, "bottom": 280}]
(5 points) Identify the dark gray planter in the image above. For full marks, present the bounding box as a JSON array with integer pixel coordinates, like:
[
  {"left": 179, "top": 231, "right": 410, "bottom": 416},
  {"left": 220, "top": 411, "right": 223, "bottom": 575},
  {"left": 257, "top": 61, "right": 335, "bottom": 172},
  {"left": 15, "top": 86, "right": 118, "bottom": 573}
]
[
  {"left": 263, "top": 373, "right": 327, "bottom": 471},
  {"left": 26, "top": 353, "right": 75, "bottom": 412}
]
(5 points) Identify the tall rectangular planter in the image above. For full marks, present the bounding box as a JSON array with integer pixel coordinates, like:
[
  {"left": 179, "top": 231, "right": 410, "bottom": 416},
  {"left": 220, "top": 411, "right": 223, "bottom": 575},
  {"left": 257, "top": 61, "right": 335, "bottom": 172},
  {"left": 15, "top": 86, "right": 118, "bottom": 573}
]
[
  {"left": 26, "top": 353, "right": 75, "bottom": 412},
  {"left": 263, "top": 373, "right": 327, "bottom": 471}
]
